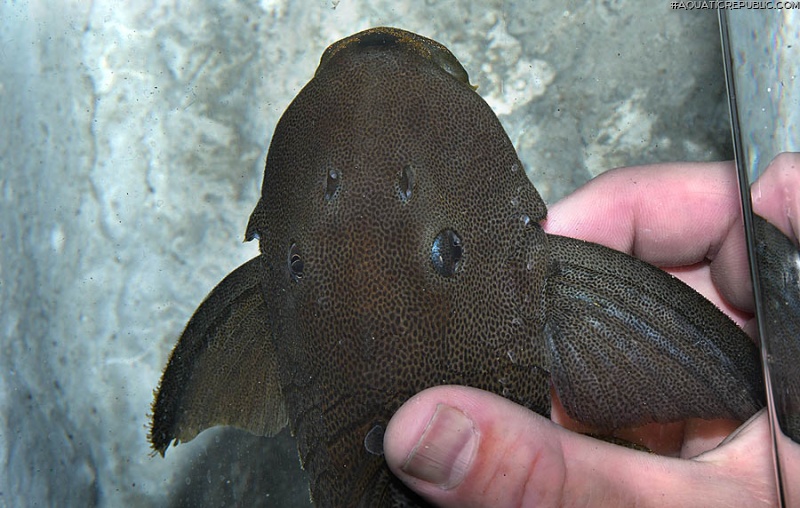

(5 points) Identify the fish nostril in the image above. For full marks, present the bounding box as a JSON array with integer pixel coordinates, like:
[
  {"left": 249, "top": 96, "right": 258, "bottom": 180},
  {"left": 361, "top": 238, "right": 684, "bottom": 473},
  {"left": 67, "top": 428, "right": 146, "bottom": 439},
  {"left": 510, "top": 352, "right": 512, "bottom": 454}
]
[
  {"left": 431, "top": 229, "right": 463, "bottom": 277},
  {"left": 397, "top": 164, "right": 414, "bottom": 202},
  {"left": 324, "top": 167, "right": 340, "bottom": 201},
  {"left": 288, "top": 242, "right": 304, "bottom": 281}
]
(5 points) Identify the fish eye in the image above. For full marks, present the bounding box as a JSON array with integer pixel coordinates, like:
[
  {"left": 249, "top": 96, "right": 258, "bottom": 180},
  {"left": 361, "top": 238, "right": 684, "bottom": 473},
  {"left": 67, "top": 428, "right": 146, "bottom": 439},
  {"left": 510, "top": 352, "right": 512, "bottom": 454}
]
[
  {"left": 288, "top": 243, "right": 304, "bottom": 281},
  {"left": 431, "top": 229, "right": 463, "bottom": 277}
]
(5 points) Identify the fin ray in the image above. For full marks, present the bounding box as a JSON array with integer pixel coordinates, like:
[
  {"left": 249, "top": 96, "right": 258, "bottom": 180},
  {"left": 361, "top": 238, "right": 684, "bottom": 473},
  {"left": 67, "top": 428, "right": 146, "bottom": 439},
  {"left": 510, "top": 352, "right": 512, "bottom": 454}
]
[
  {"left": 545, "top": 235, "right": 764, "bottom": 429},
  {"left": 150, "top": 256, "right": 287, "bottom": 455}
]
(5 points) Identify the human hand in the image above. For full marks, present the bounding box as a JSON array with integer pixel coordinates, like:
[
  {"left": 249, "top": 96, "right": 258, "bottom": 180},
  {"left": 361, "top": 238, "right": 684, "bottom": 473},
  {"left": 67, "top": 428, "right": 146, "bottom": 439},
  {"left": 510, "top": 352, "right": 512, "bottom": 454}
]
[{"left": 384, "top": 157, "right": 800, "bottom": 507}]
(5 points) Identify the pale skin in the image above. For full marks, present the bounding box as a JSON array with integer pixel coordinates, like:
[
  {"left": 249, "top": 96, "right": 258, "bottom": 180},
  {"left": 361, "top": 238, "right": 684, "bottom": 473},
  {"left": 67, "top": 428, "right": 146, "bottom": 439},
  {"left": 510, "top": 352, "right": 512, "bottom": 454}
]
[{"left": 384, "top": 154, "right": 800, "bottom": 507}]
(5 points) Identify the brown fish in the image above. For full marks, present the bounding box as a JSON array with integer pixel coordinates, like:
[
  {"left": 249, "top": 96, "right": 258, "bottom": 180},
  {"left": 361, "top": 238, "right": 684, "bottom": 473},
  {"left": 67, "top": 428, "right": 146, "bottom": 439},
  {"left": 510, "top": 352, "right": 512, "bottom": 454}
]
[{"left": 150, "top": 27, "right": 764, "bottom": 507}]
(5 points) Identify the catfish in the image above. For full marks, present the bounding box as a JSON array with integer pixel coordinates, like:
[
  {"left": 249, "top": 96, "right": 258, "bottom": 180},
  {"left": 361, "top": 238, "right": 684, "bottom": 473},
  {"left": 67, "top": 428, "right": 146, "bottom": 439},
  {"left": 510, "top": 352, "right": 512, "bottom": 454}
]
[{"left": 150, "top": 27, "right": 764, "bottom": 507}]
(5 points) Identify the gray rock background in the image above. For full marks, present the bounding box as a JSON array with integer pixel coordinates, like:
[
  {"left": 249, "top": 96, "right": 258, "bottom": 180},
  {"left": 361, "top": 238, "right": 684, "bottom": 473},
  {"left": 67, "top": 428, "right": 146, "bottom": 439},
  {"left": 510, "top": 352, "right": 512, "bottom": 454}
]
[{"left": 0, "top": 1, "right": 732, "bottom": 506}]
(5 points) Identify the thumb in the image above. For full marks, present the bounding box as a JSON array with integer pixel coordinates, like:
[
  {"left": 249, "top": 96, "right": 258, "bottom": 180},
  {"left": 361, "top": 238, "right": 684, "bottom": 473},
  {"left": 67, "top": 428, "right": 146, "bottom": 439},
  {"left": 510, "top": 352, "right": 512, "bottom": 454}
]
[{"left": 383, "top": 386, "right": 777, "bottom": 508}]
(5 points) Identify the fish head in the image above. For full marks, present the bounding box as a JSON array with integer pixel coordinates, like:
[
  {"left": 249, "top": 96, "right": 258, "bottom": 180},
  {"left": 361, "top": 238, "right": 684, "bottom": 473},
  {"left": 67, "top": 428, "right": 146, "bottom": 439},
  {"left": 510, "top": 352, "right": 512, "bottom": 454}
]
[{"left": 243, "top": 28, "right": 552, "bottom": 501}]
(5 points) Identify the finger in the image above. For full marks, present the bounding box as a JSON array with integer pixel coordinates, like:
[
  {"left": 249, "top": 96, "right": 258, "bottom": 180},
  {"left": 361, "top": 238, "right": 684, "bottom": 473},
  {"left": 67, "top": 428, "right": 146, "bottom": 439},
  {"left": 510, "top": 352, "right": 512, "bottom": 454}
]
[
  {"left": 752, "top": 152, "right": 800, "bottom": 242},
  {"left": 775, "top": 430, "right": 800, "bottom": 504},
  {"left": 544, "top": 161, "right": 741, "bottom": 267},
  {"left": 695, "top": 409, "right": 780, "bottom": 505},
  {"left": 385, "top": 386, "right": 776, "bottom": 508},
  {"left": 545, "top": 161, "right": 754, "bottom": 316}
]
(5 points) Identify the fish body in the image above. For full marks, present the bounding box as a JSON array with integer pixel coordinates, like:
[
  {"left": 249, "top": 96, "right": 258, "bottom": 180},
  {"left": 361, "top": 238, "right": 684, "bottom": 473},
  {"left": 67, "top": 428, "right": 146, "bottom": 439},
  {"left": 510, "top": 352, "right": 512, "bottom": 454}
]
[{"left": 151, "top": 27, "right": 764, "bottom": 507}]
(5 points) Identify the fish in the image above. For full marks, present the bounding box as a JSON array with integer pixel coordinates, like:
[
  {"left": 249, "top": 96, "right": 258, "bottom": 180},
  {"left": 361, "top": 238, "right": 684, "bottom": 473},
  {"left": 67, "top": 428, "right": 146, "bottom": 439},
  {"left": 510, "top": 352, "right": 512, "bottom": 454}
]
[{"left": 149, "top": 27, "right": 765, "bottom": 507}]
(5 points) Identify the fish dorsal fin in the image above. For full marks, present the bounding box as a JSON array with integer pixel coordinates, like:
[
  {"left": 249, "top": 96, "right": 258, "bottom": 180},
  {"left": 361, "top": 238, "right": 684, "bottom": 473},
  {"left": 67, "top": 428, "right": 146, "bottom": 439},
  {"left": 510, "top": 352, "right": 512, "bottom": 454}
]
[
  {"left": 544, "top": 234, "right": 764, "bottom": 429},
  {"left": 150, "top": 256, "right": 287, "bottom": 455}
]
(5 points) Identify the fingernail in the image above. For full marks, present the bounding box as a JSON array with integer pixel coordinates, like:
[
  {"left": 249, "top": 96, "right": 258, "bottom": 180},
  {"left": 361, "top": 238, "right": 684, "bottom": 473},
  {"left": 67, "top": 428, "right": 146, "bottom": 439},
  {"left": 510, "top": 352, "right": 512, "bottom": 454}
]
[{"left": 401, "top": 404, "right": 477, "bottom": 489}]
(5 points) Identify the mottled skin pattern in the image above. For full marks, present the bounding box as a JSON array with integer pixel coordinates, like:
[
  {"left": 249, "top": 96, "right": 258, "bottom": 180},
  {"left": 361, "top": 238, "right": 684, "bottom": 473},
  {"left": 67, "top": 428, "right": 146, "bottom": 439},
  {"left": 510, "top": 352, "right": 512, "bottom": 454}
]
[
  {"left": 150, "top": 28, "right": 765, "bottom": 507},
  {"left": 753, "top": 216, "right": 800, "bottom": 440}
]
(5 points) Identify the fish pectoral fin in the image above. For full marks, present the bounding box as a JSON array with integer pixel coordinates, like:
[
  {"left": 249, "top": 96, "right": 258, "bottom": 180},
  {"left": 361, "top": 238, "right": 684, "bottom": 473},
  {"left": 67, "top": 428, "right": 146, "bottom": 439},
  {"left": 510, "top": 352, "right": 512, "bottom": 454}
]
[
  {"left": 544, "top": 234, "right": 764, "bottom": 430},
  {"left": 149, "top": 256, "right": 287, "bottom": 456},
  {"left": 754, "top": 214, "right": 800, "bottom": 439}
]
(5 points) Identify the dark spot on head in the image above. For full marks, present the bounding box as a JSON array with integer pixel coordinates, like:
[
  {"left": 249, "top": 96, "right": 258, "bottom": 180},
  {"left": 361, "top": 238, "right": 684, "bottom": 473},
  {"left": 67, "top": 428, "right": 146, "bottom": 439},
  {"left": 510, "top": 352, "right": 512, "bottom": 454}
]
[
  {"left": 431, "top": 229, "right": 463, "bottom": 277},
  {"left": 288, "top": 242, "right": 304, "bottom": 281},
  {"left": 324, "top": 167, "right": 340, "bottom": 201},
  {"left": 397, "top": 164, "right": 414, "bottom": 202}
]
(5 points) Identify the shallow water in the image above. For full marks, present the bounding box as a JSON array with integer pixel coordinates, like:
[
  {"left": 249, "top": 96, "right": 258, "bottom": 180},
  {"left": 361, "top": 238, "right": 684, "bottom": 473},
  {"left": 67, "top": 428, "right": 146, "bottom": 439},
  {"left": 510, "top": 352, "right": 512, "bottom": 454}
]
[{"left": 0, "top": 2, "right": 731, "bottom": 506}]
